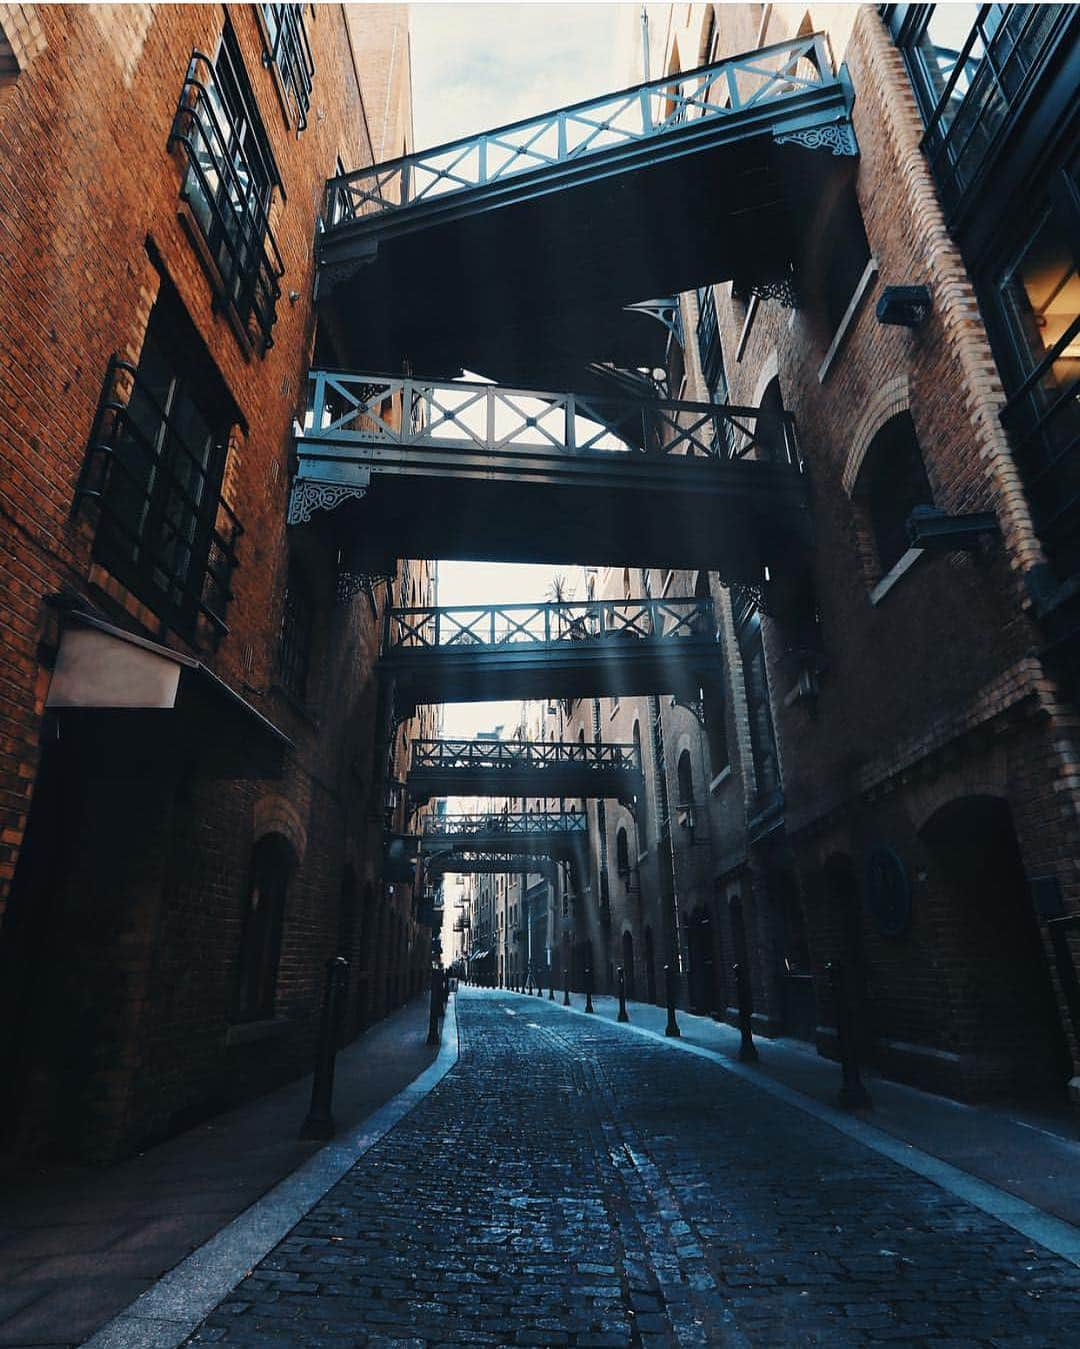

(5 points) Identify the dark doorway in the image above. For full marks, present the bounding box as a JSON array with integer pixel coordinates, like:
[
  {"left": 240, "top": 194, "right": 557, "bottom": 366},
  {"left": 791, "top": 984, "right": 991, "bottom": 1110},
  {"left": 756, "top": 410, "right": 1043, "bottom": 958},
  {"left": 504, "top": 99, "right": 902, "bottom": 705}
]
[
  {"left": 921, "top": 797, "right": 1071, "bottom": 1096},
  {"left": 686, "top": 905, "right": 717, "bottom": 1016}
]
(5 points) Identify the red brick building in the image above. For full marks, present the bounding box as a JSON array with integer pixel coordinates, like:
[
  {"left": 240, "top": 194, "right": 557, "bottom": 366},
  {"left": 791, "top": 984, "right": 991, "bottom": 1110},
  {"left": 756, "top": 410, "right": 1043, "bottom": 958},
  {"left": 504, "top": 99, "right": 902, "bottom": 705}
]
[
  {"left": 556, "top": 2, "right": 1079, "bottom": 1104},
  {"left": 0, "top": 3, "right": 435, "bottom": 1163}
]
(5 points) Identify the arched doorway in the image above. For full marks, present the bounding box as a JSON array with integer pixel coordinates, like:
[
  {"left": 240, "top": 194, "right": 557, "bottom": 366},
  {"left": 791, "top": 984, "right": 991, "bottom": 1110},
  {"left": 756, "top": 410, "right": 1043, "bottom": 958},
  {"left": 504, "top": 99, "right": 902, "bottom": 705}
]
[
  {"left": 921, "top": 797, "right": 1070, "bottom": 1096},
  {"left": 643, "top": 925, "right": 658, "bottom": 1004},
  {"left": 686, "top": 905, "right": 717, "bottom": 1016},
  {"left": 622, "top": 929, "right": 635, "bottom": 1000}
]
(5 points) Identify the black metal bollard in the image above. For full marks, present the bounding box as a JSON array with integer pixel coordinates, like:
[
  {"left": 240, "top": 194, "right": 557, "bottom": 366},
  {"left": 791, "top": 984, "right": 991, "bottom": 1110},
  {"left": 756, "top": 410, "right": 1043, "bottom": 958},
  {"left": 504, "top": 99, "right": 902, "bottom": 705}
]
[
  {"left": 563, "top": 968, "right": 571, "bottom": 1007},
  {"left": 426, "top": 965, "right": 443, "bottom": 1047},
  {"left": 585, "top": 963, "right": 595, "bottom": 1014},
  {"left": 536, "top": 970, "right": 542, "bottom": 997},
  {"left": 617, "top": 966, "right": 630, "bottom": 1022},
  {"left": 664, "top": 963, "right": 681, "bottom": 1038},
  {"left": 528, "top": 969, "right": 534, "bottom": 996},
  {"left": 300, "top": 956, "right": 350, "bottom": 1139},
  {"left": 827, "top": 961, "right": 871, "bottom": 1109},
  {"left": 733, "top": 961, "right": 759, "bottom": 1063}
]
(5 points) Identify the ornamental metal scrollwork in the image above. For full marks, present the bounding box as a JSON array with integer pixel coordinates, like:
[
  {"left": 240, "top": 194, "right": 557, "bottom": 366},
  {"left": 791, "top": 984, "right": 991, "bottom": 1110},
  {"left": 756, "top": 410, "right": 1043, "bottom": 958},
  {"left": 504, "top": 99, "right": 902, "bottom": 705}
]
[
  {"left": 774, "top": 122, "right": 858, "bottom": 157},
  {"left": 750, "top": 271, "right": 800, "bottom": 309},
  {"left": 670, "top": 692, "right": 706, "bottom": 725},
  {"left": 287, "top": 479, "right": 367, "bottom": 525}
]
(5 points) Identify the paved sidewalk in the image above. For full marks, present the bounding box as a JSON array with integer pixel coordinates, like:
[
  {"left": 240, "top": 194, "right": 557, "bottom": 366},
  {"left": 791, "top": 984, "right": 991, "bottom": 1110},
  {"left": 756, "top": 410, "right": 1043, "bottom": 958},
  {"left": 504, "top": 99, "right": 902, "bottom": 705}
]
[
  {"left": 0, "top": 996, "right": 439, "bottom": 1349},
  {"left": 529, "top": 986, "right": 1080, "bottom": 1228}
]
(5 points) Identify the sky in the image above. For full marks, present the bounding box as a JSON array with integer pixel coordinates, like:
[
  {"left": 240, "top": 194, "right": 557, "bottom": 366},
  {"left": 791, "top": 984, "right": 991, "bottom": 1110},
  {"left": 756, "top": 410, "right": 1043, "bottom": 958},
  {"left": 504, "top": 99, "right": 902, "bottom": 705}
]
[{"left": 409, "top": 3, "right": 634, "bottom": 742}]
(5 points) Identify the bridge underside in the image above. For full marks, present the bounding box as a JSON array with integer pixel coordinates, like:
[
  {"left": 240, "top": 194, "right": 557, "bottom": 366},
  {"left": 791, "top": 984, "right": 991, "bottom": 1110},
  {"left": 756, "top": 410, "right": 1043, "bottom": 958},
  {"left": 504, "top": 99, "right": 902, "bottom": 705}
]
[
  {"left": 298, "top": 460, "right": 807, "bottom": 579},
  {"left": 385, "top": 637, "right": 721, "bottom": 713},
  {"left": 319, "top": 103, "right": 854, "bottom": 386},
  {"left": 429, "top": 853, "right": 559, "bottom": 879},
  {"left": 407, "top": 763, "right": 643, "bottom": 805},
  {"left": 423, "top": 832, "right": 586, "bottom": 862}
]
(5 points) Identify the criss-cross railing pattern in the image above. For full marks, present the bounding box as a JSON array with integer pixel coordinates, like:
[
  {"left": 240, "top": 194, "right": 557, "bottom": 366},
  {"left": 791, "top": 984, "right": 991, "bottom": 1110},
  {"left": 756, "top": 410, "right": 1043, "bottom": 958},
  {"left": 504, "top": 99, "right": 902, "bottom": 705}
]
[
  {"left": 424, "top": 811, "right": 588, "bottom": 842},
  {"left": 411, "top": 738, "right": 639, "bottom": 773},
  {"left": 303, "top": 371, "right": 797, "bottom": 463},
  {"left": 429, "top": 852, "right": 560, "bottom": 876},
  {"left": 386, "top": 598, "right": 714, "bottom": 652},
  {"left": 324, "top": 34, "right": 835, "bottom": 225}
]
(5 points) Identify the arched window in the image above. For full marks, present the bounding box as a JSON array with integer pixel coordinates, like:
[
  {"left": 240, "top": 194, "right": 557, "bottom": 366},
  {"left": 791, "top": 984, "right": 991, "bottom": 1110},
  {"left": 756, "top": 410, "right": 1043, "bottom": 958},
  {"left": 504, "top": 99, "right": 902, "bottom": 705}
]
[
  {"left": 756, "top": 377, "right": 795, "bottom": 465},
  {"left": 616, "top": 826, "right": 630, "bottom": 884},
  {"left": 677, "top": 749, "right": 694, "bottom": 806},
  {"left": 235, "top": 834, "right": 294, "bottom": 1021},
  {"left": 855, "top": 412, "right": 934, "bottom": 577}
]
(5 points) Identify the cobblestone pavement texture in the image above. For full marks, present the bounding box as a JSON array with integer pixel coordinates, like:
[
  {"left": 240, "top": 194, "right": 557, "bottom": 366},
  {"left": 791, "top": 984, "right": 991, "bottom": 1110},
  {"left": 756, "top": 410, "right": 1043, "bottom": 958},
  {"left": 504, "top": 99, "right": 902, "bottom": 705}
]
[{"left": 188, "top": 990, "right": 1080, "bottom": 1347}]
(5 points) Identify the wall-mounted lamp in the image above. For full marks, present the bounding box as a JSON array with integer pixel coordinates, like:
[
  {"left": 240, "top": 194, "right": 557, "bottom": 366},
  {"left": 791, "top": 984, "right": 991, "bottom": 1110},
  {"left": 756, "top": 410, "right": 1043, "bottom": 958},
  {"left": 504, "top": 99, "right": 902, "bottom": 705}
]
[{"left": 876, "top": 284, "right": 932, "bottom": 327}]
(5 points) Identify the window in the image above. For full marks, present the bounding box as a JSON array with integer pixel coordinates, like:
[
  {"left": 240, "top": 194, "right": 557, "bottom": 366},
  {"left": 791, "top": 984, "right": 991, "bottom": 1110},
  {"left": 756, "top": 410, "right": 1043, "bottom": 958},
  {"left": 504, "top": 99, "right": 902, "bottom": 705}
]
[
  {"left": 896, "top": 5, "right": 1066, "bottom": 216},
  {"left": 235, "top": 835, "right": 293, "bottom": 1021},
  {"left": 169, "top": 21, "right": 284, "bottom": 352},
  {"left": 755, "top": 378, "right": 797, "bottom": 466},
  {"left": 616, "top": 827, "right": 631, "bottom": 884},
  {"left": 80, "top": 287, "right": 240, "bottom": 640},
  {"left": 676, "top": 749, "right": 696, "bottom": 834},
  {"left": 735, "top": 600, "right": 781, "bottom": 817},
  {"left": 279, "top": 562, "right": 314, "bottom": 700},
  {"left": 261, "top": 4, "right": 315, "bottom": 131},
  {"left": 990, "top": 162, "right": 1080, "bottom": 580},
  {"left": 632, "top": 721, "right": 648, "bottom": 848},
  {"left": 856, "top": 413, "right": 935, "bottom": 577},
  {"left": 696, "top": 285, "right": 729, "bottom": 402},
  {"left": 823, "top": 185, "right": 872, "bottom": 337}
]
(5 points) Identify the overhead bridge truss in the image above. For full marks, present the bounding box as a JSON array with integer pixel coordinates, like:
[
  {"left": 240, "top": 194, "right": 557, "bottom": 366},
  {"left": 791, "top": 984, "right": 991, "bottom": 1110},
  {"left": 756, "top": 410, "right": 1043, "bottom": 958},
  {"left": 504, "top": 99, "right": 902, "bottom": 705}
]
[
  {"left": 422, "top": 810, "right": 588, "bottom": 861},
  {"left": 427, "top": 851, "right": 560, "bottom": 881},
  {"left": 407, "top": 737, "right": 643, "bottom": 805},
  {"left": 324, "top": 33, "right": 851, "bottom": 236},
  {"left": 382, "top": 596, "right": 723, "bottom": 714}
]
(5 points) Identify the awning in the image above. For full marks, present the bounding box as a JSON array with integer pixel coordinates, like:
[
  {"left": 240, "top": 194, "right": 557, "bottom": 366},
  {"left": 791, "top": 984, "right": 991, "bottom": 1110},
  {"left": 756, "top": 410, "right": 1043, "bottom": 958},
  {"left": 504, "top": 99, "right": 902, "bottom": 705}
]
[{"left": 46, "top": 611, "right": 291, "bottom": 778}]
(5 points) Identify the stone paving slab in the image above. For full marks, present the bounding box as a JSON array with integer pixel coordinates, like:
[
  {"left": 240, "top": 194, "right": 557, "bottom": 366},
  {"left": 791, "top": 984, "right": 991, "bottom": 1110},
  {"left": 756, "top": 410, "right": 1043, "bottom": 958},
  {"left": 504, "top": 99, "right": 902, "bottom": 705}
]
[
  {"left": 0, "top": 997, "right": 440, "bottom": 1349},
  {"left": 185, "top": 989, "right": 1080, "bottom": 1348}
]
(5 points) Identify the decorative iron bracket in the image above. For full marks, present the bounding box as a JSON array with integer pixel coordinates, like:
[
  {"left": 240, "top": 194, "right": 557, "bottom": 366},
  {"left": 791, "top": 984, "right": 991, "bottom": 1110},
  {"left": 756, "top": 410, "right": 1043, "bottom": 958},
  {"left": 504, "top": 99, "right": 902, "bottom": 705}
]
[
  {"left": 623, "top": 297, "right": 684, "bottom": 347},
  {"left": 670, "top": 692, "right": 706, "bottom": 725},
  {"left": 774, "top": 121, "right": 858, "bottom": 157},
  {"left": 288, "top": 478, "right": 368, "bottom": 525}
]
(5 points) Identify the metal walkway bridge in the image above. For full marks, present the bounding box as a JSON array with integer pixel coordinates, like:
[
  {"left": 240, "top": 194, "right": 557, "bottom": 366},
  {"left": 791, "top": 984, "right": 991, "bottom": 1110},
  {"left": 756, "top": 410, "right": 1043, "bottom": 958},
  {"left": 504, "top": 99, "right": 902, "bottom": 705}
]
[
  {"left": 422, "top": 810, "right": 588, "bottom": 862},
  {"left": 407, "top": 738, "right": 643, "bottom": 806},
  {"left": 427, "top": 851, "right": 559, "bottom": 882},
  {"left": 316, "top": 34, "right": 856, "bottom": 384},
  {"left": 382, "top": 596, "right": 722, "bottom": 714},
  {"left": 290, "top": 372, "right": 807, "bottom": 579}
]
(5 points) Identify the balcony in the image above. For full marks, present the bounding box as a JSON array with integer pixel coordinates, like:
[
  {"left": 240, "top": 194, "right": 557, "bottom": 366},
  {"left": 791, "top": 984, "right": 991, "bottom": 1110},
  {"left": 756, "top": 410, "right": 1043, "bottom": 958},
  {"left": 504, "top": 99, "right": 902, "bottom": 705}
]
[
  {"left": 315, "top": 34, "right": 855, "bottom": 383},
  {"left": 407, "top": 737, "right": 644, "bottom": 805},
  {"left": 169, "top": 53, "right": 284, "bottom": 354},
  {"left": 381, "top": 597, "right": 722, "bottom": 714},
  {"left": 290, "top": 371, "right": 808, "bottom": 578},
  {"left": 75, "top": 355, "right": 241, "bottom": 644}
]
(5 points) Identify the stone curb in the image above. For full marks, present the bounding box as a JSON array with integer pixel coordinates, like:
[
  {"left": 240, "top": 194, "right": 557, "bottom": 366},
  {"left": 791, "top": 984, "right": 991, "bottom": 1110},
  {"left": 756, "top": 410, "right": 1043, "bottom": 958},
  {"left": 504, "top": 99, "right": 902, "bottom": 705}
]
[{"left": 80, "top": 997, "right": 461, "bottom": 1349}]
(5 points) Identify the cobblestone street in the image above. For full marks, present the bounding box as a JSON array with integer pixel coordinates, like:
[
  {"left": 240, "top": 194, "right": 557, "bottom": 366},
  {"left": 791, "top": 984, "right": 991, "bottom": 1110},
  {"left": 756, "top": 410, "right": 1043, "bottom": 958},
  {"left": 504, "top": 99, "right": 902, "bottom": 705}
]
[{"left": 186, "top": 990, "right": 1079, "bottom": 1347}]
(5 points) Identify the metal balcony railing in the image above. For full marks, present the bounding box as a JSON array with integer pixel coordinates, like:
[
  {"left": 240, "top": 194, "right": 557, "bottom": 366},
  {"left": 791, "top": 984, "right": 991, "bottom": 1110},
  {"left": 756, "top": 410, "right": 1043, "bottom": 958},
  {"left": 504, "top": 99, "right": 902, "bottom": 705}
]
[
  {"left": 261, "top": 3, "right": 315, "bottom": 131},
  {"left": 75, "top": 355, "right": 242, "bottom": 642},
  {"left": 918, "top": 5, "right": 1069, "bottom": 221},
  {"left": 411, "top": 738, "right": 639, "bottom": 774},
  {"left": 169, "top": 53, "right": 284, "bottom": 353},
  {"left": 302, "top": 371, "right": 798, "bottom": 464},
  {"left": 386, "top": 597, "right": 714, "bottom": 653},
  {"left": 324, "top": 33, "right": 837, "bottom": 225}
]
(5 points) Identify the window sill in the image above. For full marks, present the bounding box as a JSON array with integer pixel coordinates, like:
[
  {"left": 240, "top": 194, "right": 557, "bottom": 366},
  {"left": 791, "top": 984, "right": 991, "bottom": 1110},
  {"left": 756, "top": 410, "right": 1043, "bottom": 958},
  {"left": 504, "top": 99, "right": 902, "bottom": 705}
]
[
  {"left": 225, "top": 1016, "right": 291, "bottom": 1047},
  {"left": 818, "top": 257, "right": 879, "bottom": 385},
  {"left": 868, "top": 547, "right": 925, "bottom": 606},
  {"left": 709, "top": 766, "right": 732, "bottom": 795},
  {"left": 735, "top": 295, "right": 760, "bottom": 363}
]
